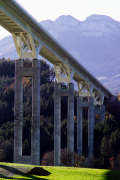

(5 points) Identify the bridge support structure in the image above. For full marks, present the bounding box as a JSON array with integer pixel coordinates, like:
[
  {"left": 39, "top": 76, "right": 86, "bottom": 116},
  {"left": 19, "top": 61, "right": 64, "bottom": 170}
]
[
  {"left": 77, "top": 96, "right": 95, "bottom": 157},
  {"left": 54, "top": 83, "right": 74, "bottom": 166},
  {"left": 88, "top": 97, "right": 95, "bottom": 157},
  {"left": 77, "top": 81, "right": 105, "bottom": 157},
  {"left": 0, "top": 0, "right": 112, "bottom": 166},
  {"left": 14, "top": 58, "right": 40, "bottom": 165}
]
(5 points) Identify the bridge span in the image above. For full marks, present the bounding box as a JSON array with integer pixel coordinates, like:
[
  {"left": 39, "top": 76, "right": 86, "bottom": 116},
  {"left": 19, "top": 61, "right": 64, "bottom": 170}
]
[{"left": 0, "top": 0, "right": 113, "bottom": 166}]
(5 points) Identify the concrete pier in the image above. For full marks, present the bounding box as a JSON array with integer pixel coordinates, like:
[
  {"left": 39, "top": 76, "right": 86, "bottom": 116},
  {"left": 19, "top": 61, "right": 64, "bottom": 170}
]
[
  {"left": 88, "top": 97, "right": 95, "bottom": 157},
  {"left": 100, "top": 105, "right": 105, "bottom": 122},
  {"left": 54, "top": 83, "right": 61, "bottom": 166},
  {"left": 14, "top": 59, "right": 23, "bottom": 163},
  {"left": 67, "top": 83, "right": 74, "bottom": 154},
  {"left": 67, "top": 83, "right": 74, "bottom": 166},
  {"left": 14, "top": 59, "right": 40, "bottom": 165},
  {"left": 54, "top": 83, "right": 74, "bottom": 166},
  {"left": 31, "top": 59, "right": 40, "bottom": 165},
  {"left": 77, "top": 96, "right": 83, "bottom": 155},
  {"left": 77, "top": 96, "right": 105, "bottom": 158}
]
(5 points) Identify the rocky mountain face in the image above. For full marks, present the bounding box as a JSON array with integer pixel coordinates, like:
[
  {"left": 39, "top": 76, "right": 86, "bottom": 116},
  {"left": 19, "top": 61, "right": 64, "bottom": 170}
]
[{"left": 0, "top": 14, "right": 120, "bottom": 93}]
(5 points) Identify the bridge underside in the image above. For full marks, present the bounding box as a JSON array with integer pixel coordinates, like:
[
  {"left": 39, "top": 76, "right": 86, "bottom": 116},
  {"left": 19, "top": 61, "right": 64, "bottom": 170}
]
[
  {"left": 0, "top": 0, "right": 113, "bottom": 166},
  {"left": 0, "top": 0, "right": 112, "bottom": 99}
]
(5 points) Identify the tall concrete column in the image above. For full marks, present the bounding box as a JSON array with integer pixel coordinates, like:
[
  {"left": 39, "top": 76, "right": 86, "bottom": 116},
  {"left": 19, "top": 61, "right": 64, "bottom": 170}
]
[
  {"left": 100, "top": 105, "right": 105, "bottom": 122},
  {"left": 54, "top": 83, "right": 61, "bottom": 166},
  {"left": 88, "top": 96, "right": 95, "bottom": 157},
  {"left": 77, "top": 96, "right": 83, "bottom": 155},
  {"left": 14, "top": 59, "right": 23, "bottom": 162},
  {"left": 31, "top": 59, "right": 40, "bottom": 165},
  {"left": 67, "top": 83, "right": 74, "bottom": 155}
]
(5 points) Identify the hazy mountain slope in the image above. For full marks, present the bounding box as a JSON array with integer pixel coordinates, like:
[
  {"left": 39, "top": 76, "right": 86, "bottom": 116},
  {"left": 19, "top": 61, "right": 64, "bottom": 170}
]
[
  {"left": 40, "top": 15, "right": 120, "bottom": 78},
  {"left": 0, "top": 36, "right": 17, "bottom": 59}
]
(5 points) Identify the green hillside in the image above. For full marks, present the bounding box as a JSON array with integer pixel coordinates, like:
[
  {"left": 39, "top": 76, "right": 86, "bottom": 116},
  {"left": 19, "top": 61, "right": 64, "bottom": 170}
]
[{"left": 0, "top": 162, "right": 120, "bottom": 180}]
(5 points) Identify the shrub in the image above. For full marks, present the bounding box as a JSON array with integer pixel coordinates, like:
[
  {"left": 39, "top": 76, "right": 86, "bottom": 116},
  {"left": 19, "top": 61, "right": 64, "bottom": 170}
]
[
  {"left": 41, "top": 150, "right": 54, "bottom": 166},
  {"left": 114, "top": 153, "right": 120, "bottom": 170},
  {"left": 41, "top": 148, "right": 86, "bottom": 167},
  {"left": 109, "top": 157, "right": 114, "bottom": 169},
  {"left": 61, "top": 148, "right": 73, "bottom": 166},
  {"left": 86, "top": 155, "right": 94, "bottom": 168},
  {"left": 74, "top": 153, "right": 85, "bottom": 167},
  {"left": 94, "top": 157, "right": 105, "bottom": 169}
]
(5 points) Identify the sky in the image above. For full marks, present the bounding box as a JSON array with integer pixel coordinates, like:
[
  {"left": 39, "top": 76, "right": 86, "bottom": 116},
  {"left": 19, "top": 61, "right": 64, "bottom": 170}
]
[{"left": 0, "top": 0, "right": 120, "bottom": 40}]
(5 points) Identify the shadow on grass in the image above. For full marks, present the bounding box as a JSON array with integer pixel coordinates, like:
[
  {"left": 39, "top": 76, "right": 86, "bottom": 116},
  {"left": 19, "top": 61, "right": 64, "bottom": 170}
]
[
  {"left": 0, "top": 164, "right": 50, "bottom": 180},
  {"left": 105, "top": 169, "right": 120, "bottom": 180}
]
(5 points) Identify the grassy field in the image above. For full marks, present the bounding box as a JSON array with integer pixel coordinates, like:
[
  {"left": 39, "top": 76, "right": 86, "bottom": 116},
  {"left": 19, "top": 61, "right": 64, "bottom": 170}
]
[{"left": 0, "top": 162, "right": 120, "bottom": 180}]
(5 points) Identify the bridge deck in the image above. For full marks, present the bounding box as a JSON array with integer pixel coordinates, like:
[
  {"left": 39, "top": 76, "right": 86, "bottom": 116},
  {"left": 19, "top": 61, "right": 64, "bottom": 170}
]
[{"left": 0, "top": 0, "right": 112, "bottom": 98}]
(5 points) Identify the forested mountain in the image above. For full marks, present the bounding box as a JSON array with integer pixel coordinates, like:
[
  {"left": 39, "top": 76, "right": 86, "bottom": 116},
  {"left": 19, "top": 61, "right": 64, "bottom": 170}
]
[
  {"left": 0, "top": 59, "right": 120, "bottom": 169},
  {"left": 0, "top": 15, "right": 120, "bottom": 92}
]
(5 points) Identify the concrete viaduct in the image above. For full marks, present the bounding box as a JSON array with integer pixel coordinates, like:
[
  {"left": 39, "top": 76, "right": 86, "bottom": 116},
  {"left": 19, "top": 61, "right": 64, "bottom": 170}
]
[{"left": 0, "top": 0, "right": 113, "bottom": 166}]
